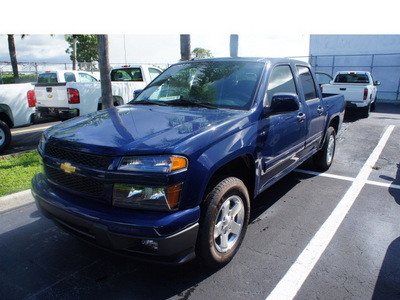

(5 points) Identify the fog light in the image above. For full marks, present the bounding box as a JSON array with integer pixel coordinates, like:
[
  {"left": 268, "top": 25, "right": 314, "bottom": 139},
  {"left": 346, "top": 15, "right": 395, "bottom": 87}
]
[{"left": 141, "top": 239, "right": 159, "bottom": 251}]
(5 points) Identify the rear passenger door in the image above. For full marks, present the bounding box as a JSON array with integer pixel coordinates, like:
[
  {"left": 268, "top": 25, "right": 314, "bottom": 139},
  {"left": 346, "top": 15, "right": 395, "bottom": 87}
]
[
  {"left": 296, "top": 65, "right": 325, "bottom": 153},
  {"left": 259, "top": 64, "right": 306, "bottom": 189}
]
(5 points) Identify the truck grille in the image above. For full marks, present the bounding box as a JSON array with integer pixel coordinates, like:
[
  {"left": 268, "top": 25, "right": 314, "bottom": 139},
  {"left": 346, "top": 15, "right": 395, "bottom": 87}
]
[
  {"left": 45, "top": 144, "right": 114, "bottom": 169},
  {"left": 46, "top": 165, "right": 104, "bottom": 196}
]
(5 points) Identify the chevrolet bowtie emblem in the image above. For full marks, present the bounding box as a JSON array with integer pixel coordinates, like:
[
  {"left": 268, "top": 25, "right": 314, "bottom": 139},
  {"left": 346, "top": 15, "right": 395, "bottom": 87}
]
[
  {"left": 60, "top": 162, "right": 76, "bottom": 174},
  {"left": 47, "top": 94, "right": 53, "bottom": 98}
]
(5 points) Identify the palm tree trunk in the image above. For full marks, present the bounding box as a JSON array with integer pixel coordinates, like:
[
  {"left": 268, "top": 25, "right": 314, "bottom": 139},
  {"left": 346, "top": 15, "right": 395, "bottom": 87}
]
[
  {"left": 7, "top": 35, "right": 20, "bottom": 83},
  {"left": 230, "top": 34, "right": 239, "bottom": 58},
  {"left": 97, "top": 35, "right": 113, "bottom": 109},
  {"left": 180, "top": 34, "right": 191, "bottom": 61}
]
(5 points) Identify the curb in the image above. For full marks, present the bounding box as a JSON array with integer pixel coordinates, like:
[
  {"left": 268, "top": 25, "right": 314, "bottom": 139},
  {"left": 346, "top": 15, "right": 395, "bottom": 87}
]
[{"left": 0, "top": 189, "right": 34, "bottom": 213}]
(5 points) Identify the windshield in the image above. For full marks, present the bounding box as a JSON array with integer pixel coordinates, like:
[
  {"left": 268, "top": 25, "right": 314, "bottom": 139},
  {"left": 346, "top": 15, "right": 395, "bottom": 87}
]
[{"left": 132, "top": 61, "right": 264, "bottom": 110}]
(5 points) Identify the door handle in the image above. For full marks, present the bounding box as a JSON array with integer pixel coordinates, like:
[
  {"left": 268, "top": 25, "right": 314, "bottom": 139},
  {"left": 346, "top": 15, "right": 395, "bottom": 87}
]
[
  {"left": 317, "top": 106, "right": 324, "bottom": 115},
  {"left": 297, "top": 112, "right": 306, "bottom": 122}
]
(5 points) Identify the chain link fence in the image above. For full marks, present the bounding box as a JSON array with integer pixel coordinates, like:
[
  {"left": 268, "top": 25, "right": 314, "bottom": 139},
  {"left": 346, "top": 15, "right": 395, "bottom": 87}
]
[{"left": 0, "top": 61, "right": 171, "bottom": 84}]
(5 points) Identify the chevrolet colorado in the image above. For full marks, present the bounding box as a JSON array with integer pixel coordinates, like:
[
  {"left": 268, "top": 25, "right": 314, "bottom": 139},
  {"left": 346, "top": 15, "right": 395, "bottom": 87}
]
[{"left": 32, "top": 58, "right": 345, "bottom": 267}]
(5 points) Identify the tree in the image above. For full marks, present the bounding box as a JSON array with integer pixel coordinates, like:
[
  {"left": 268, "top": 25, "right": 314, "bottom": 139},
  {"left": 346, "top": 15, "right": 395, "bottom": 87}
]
[
  {"left": 66, "top": 35, "right": 98, "bottom": 70},
  {"left": 7, "top": 35, "right": 20, "bottom": 83},
  {"left": 180, "top": 34, "right": 191, "bottom": 61},
  {"left": 192, "top": 48, "right": 213, "bottom": 59},
  {"left": 97, "top": 35, "right": 113, "bottom": 109}
]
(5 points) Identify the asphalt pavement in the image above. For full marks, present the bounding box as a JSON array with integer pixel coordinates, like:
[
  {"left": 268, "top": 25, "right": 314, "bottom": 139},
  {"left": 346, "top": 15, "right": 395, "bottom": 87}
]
[{"left": 0, "top": 102, "right": 399, "bottom": 300}]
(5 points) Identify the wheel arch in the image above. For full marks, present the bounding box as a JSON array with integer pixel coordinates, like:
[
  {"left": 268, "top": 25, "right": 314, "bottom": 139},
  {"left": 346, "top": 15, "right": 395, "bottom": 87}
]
[
  {"left": 0, "top": 104, "right": 14, "bottom": 128},
  {"left": 203, "top": 154, "right": 256, "bottom": 203}
]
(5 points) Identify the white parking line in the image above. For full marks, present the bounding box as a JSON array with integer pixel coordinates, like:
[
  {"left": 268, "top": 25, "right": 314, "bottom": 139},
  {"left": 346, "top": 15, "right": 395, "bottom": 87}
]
[
  {"left": 266, "top": 125, "right": 395, "bottom": 300},
  {"left": 295, "top": 169, "right": 400, "bottom": 190}
]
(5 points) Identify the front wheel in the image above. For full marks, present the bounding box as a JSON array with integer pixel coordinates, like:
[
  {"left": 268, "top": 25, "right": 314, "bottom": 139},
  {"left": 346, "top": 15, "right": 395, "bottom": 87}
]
[
  {"left": 314, "top": 127, "right": 336, "bottom": 171},
  {"left": 197, "top": 177, "right": 250, "bottom": 268}
]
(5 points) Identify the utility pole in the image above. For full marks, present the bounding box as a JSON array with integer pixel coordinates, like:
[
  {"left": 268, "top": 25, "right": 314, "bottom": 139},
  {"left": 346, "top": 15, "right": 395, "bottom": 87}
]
[
  {"left": 230, "top": 34, "right": 239, "bottom": 58},
  {"left": 180, "top": 34, "right": 191, "bottom": 61},
  {"left": 97, "top": 35, "right": 113, "bottom": 109}
]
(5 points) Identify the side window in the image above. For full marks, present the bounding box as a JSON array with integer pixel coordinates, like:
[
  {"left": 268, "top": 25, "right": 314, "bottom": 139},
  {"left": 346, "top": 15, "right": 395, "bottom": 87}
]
[
  {"left": 149, "top": 68, "right": 162, "bottom": 81},
  {"left": 266, "top": 65, "right": 297, "bottom": 105},
  {"left": 296, "top": 66, "right": 318, "bottom": 101},
  {"left": 64, "top": 72, "right": 77, "bottom": 82},
  {"left": 79, "top": 73, "right": 97, "bottom": 82}
]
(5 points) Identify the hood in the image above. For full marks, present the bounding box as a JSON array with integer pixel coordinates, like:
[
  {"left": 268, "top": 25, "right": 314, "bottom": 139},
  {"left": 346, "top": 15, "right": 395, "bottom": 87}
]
[{"left": 45, "top": 105, "right": 245, "bottom": 156}]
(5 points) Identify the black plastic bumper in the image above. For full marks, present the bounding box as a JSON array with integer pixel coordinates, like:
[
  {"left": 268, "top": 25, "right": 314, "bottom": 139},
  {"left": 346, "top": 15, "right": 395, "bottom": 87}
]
[{"left": 32, "top": 180, "right": 200, "bottom": 265}]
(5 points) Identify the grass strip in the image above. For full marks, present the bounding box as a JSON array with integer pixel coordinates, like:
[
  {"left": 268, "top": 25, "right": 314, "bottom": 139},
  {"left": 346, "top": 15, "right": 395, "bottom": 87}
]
[{"left": 0, "top": 150, "right": 42, "bottom": 197}]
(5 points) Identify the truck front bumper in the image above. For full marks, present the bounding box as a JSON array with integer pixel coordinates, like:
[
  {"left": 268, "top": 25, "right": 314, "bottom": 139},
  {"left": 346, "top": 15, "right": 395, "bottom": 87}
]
[
  {"left": 31, "top": 173, "right": 200, "bottom": 265},
  {"left": 36, "top": 107, "right": 79, "bottom": 120}
]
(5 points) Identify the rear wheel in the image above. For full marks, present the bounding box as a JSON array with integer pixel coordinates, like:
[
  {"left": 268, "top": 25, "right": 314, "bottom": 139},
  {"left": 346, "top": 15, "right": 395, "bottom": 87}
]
[
  {"left": 361, "top": 103, "right": 370, "bottom": 118},
  {"left": 0, "top": 120, "right": 12, "bottom": 153},
  {"left": 314, "top": 126, "right": 336, "bottom": 171},
  {"left": 197, "top": 177, "right": 250, "bottom": 267}
]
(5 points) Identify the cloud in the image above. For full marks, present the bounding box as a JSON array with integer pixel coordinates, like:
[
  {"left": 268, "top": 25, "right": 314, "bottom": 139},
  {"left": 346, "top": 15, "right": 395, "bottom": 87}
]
[{"left": 0, "top": 35, "right": 70, "bottom": 63}]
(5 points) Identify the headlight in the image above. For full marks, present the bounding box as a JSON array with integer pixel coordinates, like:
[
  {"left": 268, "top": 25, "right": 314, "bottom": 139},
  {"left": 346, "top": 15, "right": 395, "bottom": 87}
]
[
  {"left": 113, "top": 183, "right": 183, "bottom": 211},
  {"left": 118, "top": 155, "right": 188, "bottom": 173}
]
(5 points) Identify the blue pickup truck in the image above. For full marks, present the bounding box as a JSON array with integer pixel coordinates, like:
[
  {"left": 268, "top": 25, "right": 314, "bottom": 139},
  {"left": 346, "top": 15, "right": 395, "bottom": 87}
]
[{"left": 32, "top": 58, "right": 345, "bottom": 267}]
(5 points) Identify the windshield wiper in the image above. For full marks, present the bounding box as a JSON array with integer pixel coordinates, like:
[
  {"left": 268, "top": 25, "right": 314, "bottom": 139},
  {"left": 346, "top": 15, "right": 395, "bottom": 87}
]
[
  {"left": 131, "top": 100, "right": 168, "bottom": 106},
  {"left": 166, "top": 98, "right": 217, "bottom": 109}
]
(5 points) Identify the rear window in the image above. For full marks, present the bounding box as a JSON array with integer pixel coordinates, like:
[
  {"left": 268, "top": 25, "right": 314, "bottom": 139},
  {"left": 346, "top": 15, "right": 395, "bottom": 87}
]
[
  {"left": 37, "top": 73, "right": 58, "bottom": 83},
  {"left": 334, "top": 74, "right": 370, "bottom": 84},
  {"left": 111, "top": 68, "right": 143, "bottom": 81}
]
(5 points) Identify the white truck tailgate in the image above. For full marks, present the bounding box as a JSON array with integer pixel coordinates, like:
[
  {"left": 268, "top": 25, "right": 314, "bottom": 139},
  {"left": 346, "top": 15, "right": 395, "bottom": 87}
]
[{"left": 35, "top": 83, "right": 69, "bottom": 108}]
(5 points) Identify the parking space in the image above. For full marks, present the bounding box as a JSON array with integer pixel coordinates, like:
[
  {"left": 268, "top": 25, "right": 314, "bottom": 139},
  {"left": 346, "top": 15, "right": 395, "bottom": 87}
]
[{"left": 0, "top": 104, "right": 399, "bottom": 299}]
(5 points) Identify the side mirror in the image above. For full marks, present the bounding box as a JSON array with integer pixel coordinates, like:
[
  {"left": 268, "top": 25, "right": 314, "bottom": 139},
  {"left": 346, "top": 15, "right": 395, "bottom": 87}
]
[
  {"left": 329, "top": 80, "right": 334, "bottom": 84},
  {"left": 374, "top": 81, "right": 381, "bottom": 86},
  {"left": 134, "top": 89, "right": 143, "bottom": 99},
  {"left": 264, "top": 93, "right": 300, "bottom": 116}
]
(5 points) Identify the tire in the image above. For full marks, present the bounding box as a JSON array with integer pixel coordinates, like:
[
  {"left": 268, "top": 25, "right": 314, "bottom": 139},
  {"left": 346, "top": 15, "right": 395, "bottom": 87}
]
[
  {"left": 371, "top": 99, "right": 376, "bottom": 111},
  {"left": 0, "top": 120, "right": 12, "bottom": 153},
  {"left": 197, "top": 177, "right": 250, "bottom": 267},
  {"left": 314, "top": 127, "right": 336, "bottom": 171},
  {"left": 361, "top": 103, "right": 370, "bottom": 118}
]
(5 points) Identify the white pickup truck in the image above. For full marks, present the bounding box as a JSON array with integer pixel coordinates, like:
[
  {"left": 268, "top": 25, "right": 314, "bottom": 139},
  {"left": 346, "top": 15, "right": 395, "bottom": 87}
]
[
  {"left": 34, "top": 65, "right": 162, "bottom": 120},
  {"left": 321, "top": 71, "right": 380, "bottom": 118},
  {"left": 0, "top": 83, "right": 36, "bottom": 152}
]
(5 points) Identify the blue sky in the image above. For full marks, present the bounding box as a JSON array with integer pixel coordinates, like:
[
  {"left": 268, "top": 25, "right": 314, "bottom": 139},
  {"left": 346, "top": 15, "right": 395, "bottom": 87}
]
[
  {"left": 0, "top": 34, "right": 310, "bottom": 65},
  {"left": 0, "top": 0, "right": 398, "bottom": 67}
]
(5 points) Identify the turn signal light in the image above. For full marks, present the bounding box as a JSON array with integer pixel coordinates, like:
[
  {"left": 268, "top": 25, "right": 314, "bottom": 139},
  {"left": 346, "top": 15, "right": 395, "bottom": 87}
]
[
  {"left": 363, "top": 88, "right": 368, "bottom": 101},
  {"left": 68, "top": 88, "right": 80, "bottom": 104},
  {"left": 27, "top": 90, "right": 36, "bottom": 107}
]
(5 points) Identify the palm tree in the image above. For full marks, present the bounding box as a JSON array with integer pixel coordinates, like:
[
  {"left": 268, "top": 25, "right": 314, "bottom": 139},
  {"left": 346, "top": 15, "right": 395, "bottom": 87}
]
[
  {"left": 97, "top": 35, "right": 113, "bottom": 109},
  {"left": 180, "top": 34, "right": 191, "bottom": 61},
  {"left": 7, "top": 35, "right": 20, "bottom": 83}
]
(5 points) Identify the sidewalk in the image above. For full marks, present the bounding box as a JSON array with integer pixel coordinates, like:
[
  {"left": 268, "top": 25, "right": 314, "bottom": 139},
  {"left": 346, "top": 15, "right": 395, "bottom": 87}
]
[{"left": 0, "top": 189, "right": 34, "bottom": 213}]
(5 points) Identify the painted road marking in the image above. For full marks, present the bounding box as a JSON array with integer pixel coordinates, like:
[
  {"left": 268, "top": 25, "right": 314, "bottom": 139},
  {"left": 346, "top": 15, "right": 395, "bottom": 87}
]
[
  {"left": 12, "top": 125, "right": 53, "bottom": 134},
  {"left": 295, "top": 169, "right": 400, "bottom": 190},
  {"left": 266, "top": 125, "right": 395, "bottom": 300}
]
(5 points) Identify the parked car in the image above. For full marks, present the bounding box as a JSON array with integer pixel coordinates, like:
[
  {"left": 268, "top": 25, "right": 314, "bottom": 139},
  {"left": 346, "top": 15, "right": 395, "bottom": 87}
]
[
  {"left": 32, "top": 58, "right": 345, "bottom": 267},
  {"left": 34, "top": 65, "right": 162, "bottom": 120},
  {"left": 321, "top": 71, "right": 380, "bottom": 117},
  {"left": 0, "top": 83, "right": 36, "bottom": 152}
]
